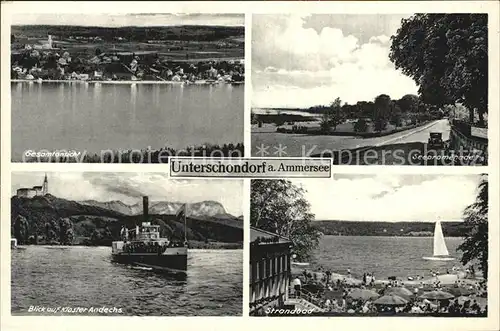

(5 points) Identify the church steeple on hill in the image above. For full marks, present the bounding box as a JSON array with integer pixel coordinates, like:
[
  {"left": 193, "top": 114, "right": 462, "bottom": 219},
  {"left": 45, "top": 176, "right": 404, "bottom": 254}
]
[{"left": 42, "top": 173, "right": 48, "bottom": 195}]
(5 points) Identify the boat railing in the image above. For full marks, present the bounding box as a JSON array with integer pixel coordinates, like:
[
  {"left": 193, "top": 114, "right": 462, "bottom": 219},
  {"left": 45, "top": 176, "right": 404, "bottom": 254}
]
[{"left": 122, "top": 240, "right": 186, "bottom": 253}]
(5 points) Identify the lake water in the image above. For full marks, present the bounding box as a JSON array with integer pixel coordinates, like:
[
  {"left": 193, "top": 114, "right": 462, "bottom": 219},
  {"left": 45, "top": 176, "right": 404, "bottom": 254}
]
[
  {"left": 309, "top": 236, "right": 464, "bottom": 280},
  {"left": 11, "top": 246, "right": 242, "bottom": 316},
  {"left": 11, "top": 82, "right": 243, "bottom": 161}
]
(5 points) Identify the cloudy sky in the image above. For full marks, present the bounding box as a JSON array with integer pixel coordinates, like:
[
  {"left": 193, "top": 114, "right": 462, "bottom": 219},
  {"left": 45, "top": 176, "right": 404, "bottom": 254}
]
[
  {"left": 252, "top": 14, "right": 418, "bottom": 108},
  {"left": 11, "top": 172, "right": 243, "bottom": 216},
  {"left": 292, "top": 175, "right": 484, "bottom": 222},
  {"left": 12, "top": 13, "right": 244, "bottom": 27}
]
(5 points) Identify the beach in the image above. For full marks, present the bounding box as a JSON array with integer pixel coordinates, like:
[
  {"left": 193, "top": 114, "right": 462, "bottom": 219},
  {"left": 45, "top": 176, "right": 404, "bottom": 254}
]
[{"left": 289, "top": 264, "right": 487, "bottom": 316}]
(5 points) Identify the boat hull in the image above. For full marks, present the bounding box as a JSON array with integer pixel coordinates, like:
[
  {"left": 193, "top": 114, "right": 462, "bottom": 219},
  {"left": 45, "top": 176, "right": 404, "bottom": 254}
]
[
  {"left": 112, "top": 249, "right": 187, "bottom": 274},
  {"left": 422, "top": 256, "right": 455, "bottom": 261}
]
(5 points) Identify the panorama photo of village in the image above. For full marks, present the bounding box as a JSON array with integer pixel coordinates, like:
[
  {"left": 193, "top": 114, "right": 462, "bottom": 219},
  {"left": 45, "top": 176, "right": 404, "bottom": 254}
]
[
  {"left": 251, "top": 14, "right": 488, "bottom": 165},
  {"left": 249, "top": 174, "right": 489, "bottom": 316},
  {"left": 11, "top": 13, "right": 244, "bottom": 163}
]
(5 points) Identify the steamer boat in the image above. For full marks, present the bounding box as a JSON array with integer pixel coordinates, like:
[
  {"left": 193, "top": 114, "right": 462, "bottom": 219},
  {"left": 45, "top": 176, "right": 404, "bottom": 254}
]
[{"left": 111, "top": 196, "right": 188, "bottom": 274}]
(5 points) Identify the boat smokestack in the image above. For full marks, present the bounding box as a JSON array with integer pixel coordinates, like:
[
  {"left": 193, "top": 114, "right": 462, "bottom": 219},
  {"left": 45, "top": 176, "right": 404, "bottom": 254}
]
[{"left": 143, "top": 196, "right": 149, "bottom": 222}]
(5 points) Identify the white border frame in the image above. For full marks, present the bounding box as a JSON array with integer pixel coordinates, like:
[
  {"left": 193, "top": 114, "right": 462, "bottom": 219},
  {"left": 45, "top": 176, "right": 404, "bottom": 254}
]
[{"left": 1, "top": 2, "right": 499, "bottom": 331}]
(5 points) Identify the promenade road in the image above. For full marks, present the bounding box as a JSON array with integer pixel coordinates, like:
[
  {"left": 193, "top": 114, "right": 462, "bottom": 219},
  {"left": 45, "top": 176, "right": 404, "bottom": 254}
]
[{"left": 252, "top": 119, "right": 451, "bottom": 164}]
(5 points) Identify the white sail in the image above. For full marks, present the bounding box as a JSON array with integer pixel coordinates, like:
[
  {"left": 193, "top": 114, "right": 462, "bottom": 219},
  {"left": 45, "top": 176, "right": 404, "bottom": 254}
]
[{"left": 433, "top": 221, "right": 449, "bottom": 256}]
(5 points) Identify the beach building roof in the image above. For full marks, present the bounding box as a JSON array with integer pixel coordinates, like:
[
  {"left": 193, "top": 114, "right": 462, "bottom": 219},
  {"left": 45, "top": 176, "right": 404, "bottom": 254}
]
[
  {"left": 32, "top": 186, "right": 43, "bottom": 189},
  {"left": 385, "top": 287, "right": 413, "bottom": 300},
  {"left": 419, "top": 290, "right": 454, "bottom": 300},
  {"left": 446, "top": 286, "right": 475, "bottom": 297},
  {"left": 373, "top": 294, "right": 408, "bottom": 306},
  {"left": 250, "top": 226, "right": 291, "bottom": 245},
  {"left": 348, "top": 288, "right": 380, "bottom": 301}
]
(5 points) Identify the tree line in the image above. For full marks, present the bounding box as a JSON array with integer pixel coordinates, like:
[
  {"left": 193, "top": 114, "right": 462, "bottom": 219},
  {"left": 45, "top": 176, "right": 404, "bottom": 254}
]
[
  {"left": 389, "top": 14, "right": 487, "bottom": 126},
  {"left": 313, "top": 94, "right": 443, "bottom": 134},
  {"left": 313, "top": 220, "right": 466, "bottom": 237},
  {"left": 11, "top": 194, "right": 244, "bottom": 246},
  {"left": 13, "top": 215, "right": 74, "bottom": 245},
  {"left": 12, "top": 25, "right": 244, "bottom": 43}
]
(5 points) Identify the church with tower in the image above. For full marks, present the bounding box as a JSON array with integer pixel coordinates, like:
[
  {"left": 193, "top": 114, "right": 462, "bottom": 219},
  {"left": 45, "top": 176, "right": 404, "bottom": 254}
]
[{"left": 16, "top": 173, "right": 49, "bottom": 198}]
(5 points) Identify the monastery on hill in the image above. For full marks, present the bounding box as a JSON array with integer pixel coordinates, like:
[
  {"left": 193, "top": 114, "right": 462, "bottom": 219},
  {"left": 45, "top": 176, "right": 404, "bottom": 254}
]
[{"left": 16, "top": 173, "right": 48, "bottom": 198}]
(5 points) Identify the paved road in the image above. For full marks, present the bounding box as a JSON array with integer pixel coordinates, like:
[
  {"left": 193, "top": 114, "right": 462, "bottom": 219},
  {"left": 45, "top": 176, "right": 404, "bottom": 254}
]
[
  {"left": 372, "top": 119, "right": 450, "bottom": 147},
  {"left": 252, "top": 119, "right": 451, "bottom": 158}
]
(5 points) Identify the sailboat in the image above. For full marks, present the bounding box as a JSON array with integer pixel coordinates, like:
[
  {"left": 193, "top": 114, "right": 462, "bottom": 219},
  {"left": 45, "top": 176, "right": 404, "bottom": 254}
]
[{"left": 423, "top": 221, "right": 455, "bottom": 261}]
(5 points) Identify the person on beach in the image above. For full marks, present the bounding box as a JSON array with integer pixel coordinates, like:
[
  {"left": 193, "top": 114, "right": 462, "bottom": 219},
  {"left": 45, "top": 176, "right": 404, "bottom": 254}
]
[
  {"left": 347, "top": 268, "right": 351, "bottom": 277},
  {"left": 292, "top": 277, "right": 302, "bottom": 298},
  {"left": 325, "top": 298, "right": 331, "bottom": 310},
  {"left": 326, "top": 269, "right": 332, "bottom": 284}
]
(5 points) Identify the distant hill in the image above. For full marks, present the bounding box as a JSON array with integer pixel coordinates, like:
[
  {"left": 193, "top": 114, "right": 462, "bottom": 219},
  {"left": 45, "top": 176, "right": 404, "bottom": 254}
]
[
  {"left": 11, "top": 25, "right": 244, "bottom": 43},
  {"left": 79, "top": 199, "right": 227, "bottom": 217},
  {"left": 13, "top": 194, "right": 124, "bottom": 219},
  {"left": 11, "top": 194, "right": 242, "bottom": 246},
  {"left": 313, "top": 220, "right": 466, "bottom": 237},
  {"left": 78, "top": 199, "right": 137, "bottom": 215}
]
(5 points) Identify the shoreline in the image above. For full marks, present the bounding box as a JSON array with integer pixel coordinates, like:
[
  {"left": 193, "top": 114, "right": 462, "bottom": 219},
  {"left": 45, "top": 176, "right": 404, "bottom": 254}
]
[
  {"left": 11, "top": 79, "right": 244, "bottom": 85},
  {"left": 291, "top": 267, "right": 482, "bottom": 287},
  {"left": 14, "top": 243, "right": 243, "bottom": 250}
]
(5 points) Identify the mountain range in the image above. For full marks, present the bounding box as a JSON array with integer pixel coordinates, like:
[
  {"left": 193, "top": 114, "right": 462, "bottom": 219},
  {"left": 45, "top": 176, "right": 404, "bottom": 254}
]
[{"left": 79, "top": 199, "right": 229, "bottom": 218}]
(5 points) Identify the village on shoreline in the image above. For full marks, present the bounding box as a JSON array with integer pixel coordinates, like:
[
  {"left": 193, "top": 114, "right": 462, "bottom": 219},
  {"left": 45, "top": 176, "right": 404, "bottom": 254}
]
[
  {"left": 12, "top": 79, "right": 245, "bottom": 85},
  {"left": 11, "top": 26, "right": 245, "bottom": 84}
]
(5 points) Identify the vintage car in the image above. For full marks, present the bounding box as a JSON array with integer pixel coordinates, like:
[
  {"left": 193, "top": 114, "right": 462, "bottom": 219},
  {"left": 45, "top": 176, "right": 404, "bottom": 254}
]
[{"left": 428, "top": 132, "right": 444, "bottom": 149}]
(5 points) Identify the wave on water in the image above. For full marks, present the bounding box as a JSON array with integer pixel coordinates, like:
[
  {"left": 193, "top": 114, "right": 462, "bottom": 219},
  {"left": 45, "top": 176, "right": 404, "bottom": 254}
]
[{"left": 11, "top": 247, "right": 242, "bottom": 316}]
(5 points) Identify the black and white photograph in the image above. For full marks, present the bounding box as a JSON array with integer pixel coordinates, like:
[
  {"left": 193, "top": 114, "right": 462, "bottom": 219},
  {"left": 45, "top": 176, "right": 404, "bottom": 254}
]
[
  {"left": 250, "top": 174, "right": 488, "bottom": 316},
  {"left": 251, "top": 14, "right": 488, "bottom": 165},
  {"left": 11, "top": 13, "right": 244, "bottom": 163},
  {"left": 11, "top": 172, "right": 243, "bottom": 316}
]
